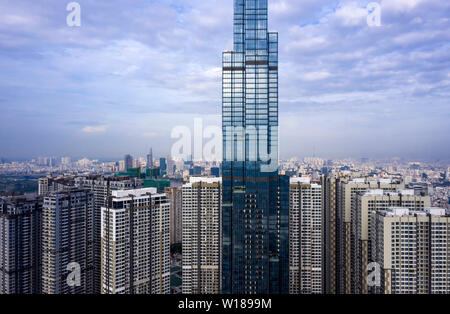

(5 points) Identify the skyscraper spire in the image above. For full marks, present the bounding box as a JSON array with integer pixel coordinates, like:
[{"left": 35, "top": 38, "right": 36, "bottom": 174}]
[{"left": 222, "top": 0, "right": 289, "bottom": 294}]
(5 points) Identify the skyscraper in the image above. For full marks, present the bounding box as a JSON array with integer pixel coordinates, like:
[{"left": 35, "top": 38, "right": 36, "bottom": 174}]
[
  {"left": 182, "top": 177, "right": 222, "bottom": 294},
  {"left": 372, "top": 207, "right": 450, "bottom": 294},
  {"left": 166, "top": 186, "right": 183, "bottom": 245},
  {"left": 352, "top": 189, "right": 431, "bottom": 294},
  {"left": 222, "top": 0, "right": 289, "bottom": 294},
  {"left": 41, "top": 189, "right": 95, "bottom": 294},
  {"left": 124, "top": 154, "right": 133, "bottom": 170},
  {"left": 101, "top": 188, "right": 170, "bottom": 294},
  {"left": 289, "top": 178, "right": 323, "bottom": 294},
  {"left": 336, "top": 178, "right": 404, "bottom": 294},
  {"left": 147, "top": 148, "right": 153, "bottom": 168},
  {"left": 0, "top": 194, "right": 42, "bottom": 294},
  {"left": 76, "top": 175, "right": 143, "bottom": 293},
  {"left": 160, "top": 157, "right": 167, "bottom": 175}
]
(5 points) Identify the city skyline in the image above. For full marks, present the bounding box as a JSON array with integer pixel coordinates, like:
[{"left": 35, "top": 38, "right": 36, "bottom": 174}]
[
  {"left": 1, "top": 0, "right": 450, "bottom": 300},
  {"left": 0, "top": 0, "right": 449, "bottom": 160}
]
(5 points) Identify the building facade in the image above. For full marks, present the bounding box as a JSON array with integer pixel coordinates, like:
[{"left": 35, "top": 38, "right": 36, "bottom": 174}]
[
  {"left": 41, "top": 190, "right": 95, "bottom": 294},
  {"left": 166, "top": 186, "right": 182, "bottom": 245},
  {"left": 101, "top": 188, "right": 170, "bottom": 294},
  {"left": 336, "top": 178, "right": 404, "bottom": 294},
  {"left": 124, "top": 154, "right": 133, "bottom": 171},
  {"left": 289, "top": 178, "right": 323, "bottom": 294},
  {"left": 0, "top": 194, "right": 42, "bottom": 294},
  {"left": 222, "top": 0, "right": 289, "bottom": 294},
  {"left": 352, "top": 189, "right": 431, "bottom": 293},
  {"left": 372, "top": 207, "right": 450, "bottom": 294},
  {"left": 76, "top": 175, "right": 143, "bottom": 293},
  {"left": 182, "top": 177, "right": 222, "bottom": 294}
]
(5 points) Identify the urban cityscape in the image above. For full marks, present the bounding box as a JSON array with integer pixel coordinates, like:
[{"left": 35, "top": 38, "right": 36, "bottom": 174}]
[{"left": 0, "top": 0, "right": 449, "bottom": 303}]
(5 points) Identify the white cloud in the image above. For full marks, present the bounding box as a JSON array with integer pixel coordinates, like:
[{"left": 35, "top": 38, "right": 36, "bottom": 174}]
[
  {"left": 302, "top": 71, "right": 331, "bottom": 81},
  {"left": 333, "top": 2, "right": 368, "bottom": 27},
  {"left": 142, "top": 132, "right": 157, "bottom": 138},
  {"left": 81, "top": 125, "right": 107, "bottom": 133},
  {"left": 381, "top": 0, "right": 424, "bottom": 12}
]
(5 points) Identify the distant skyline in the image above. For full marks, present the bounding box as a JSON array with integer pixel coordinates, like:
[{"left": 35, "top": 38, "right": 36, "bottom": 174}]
[{"left": 0, "top": 0, "right": 449, "bottom": 160}]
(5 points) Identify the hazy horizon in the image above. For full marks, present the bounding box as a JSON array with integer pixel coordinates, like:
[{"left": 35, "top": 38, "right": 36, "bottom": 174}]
[{"left": 0, "top": 0, "right": 449, "bottom": 160}]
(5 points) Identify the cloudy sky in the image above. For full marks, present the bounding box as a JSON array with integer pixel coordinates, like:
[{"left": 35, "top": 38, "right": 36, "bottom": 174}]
[{"left": 0, "top": 0, "right": 449, "bottom": 160}]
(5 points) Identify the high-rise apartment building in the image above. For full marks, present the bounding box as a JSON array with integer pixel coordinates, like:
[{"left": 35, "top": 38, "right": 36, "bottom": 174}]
[
  {"left": 166, "top": 186, "right": 182, "bottom": 245},
  {"left": 182, "top": 177, "right": 222, "bottom": 294},
  {"left": 101, "top": 188, "right": 170, "bottom": 294},
  {"left": 42, "top": 190, "right": 95, "bottom": 294},
  {"left": 76, "top": 175, "right": 143, "bottom": 293},
  {"left": 289, "top": 178, "right": 323, "bottom": 294},
  {"left": 371, "top": 207, "right": 450, "bottom": 294},
  {"left": 352, "top": 189, "right": 431, "bottom": 294},
  {"left": 124, "top": 154, "right": 133, "bottom": 170},
  {"left": 0, "top": 194, "right": 42, "bottom": 294},
  {"left": 336, "top": 178, "right": 404, "bottom": 294},
  {"left": 38, "top": 175, "right": 77, "bottom": 196},
  {"left": 321, "top": 173, "right": 351, "bottom": 294},
  {"left": 222, "top": 0, "right": 289, "bottom": 294}
]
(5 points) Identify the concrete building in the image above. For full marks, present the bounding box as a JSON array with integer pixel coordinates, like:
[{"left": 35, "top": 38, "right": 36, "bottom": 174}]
[
  {"left": 76, "top": 175, "right": 143, "bottom": 293},
  {"left": 0, "top": 194, "right": 42, "bottom": 294},
  {"left": 101, "top": 188, "right": 170, "bottom": 294},
  {"left": 336, "top": 178, "right": 404, "bottom": 294},
  {"left": 321, "top": 173, "right": 351, "bottom": 294},
  {"left": 352, "top": 189, "right": 431, "bottom": 293},
  {"left": 147, "top": 148, "right": 153, "bottom": 168},
  {"left": 42, "top": 190, "right": 95, "bottom": 294},
  {"left": 182, "top": 177, "right": 222, "bottom": 294},
  {"left": 124, "top": 154, "right": 133, "bottom": 171},
  {"left": 166, "top": 187, "right": 182, "bottom": 245},
  {"left": 38, "top": 175, "right": 76, "bottom": 196},
  {"left": 372, "top": 207, "right": 450, "bottom": 294},
  {"left": 289, "top": 178, "right": 323, "bottom": 294}
]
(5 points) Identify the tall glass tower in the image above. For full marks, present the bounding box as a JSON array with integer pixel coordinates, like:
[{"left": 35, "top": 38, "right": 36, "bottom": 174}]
[{"left": 222, "top": 0, "right": 289, "bottom": 294}]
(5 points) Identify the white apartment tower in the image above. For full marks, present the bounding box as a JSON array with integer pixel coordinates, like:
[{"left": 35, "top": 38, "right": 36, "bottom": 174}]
[
  {"left": 76, "top": 175, "right": 143, "bottom": 293},
  {"left": 100, "top": 188, "right": 170, "bottom": 294},
  {"left": 372, "top": 207, "right": 450, "bottom": 294},
  {"left": 352, "top": 189, "right": 431, "bottom": 293},
  {"left": 337, "top": 178, "right": 404, "bottom": 294},
  {"left": 289, "top": 178, "right": 323, "bottom": 294},
  {"left": 182, "top": 177, "right": 222, "bottom": 294}
]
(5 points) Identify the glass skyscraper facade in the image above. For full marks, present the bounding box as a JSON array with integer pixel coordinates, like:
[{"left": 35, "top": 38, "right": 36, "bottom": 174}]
[{"left": 222, "top": 0, "right": 289, "bottom": 294}]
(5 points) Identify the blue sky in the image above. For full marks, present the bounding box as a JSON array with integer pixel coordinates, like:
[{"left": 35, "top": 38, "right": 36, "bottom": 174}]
[{"left": 0, "top": 0, "right": 449, "bottom": 160}]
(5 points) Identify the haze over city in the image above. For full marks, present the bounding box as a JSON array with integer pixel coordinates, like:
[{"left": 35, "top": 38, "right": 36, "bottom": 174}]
[{"left": 0, "top": 0, "right": 449, "bottom": 160}]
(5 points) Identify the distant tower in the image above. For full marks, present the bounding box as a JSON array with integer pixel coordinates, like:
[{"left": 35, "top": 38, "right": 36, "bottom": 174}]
[
  {"left": 124, "top": 154, "right": 133, "bottom": 170},
  {"left": 160, "top": 157, "right": 167, "bottom": 175},
  {"left": 147, "top": 148, "right": 153, "bottom": 168}
]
